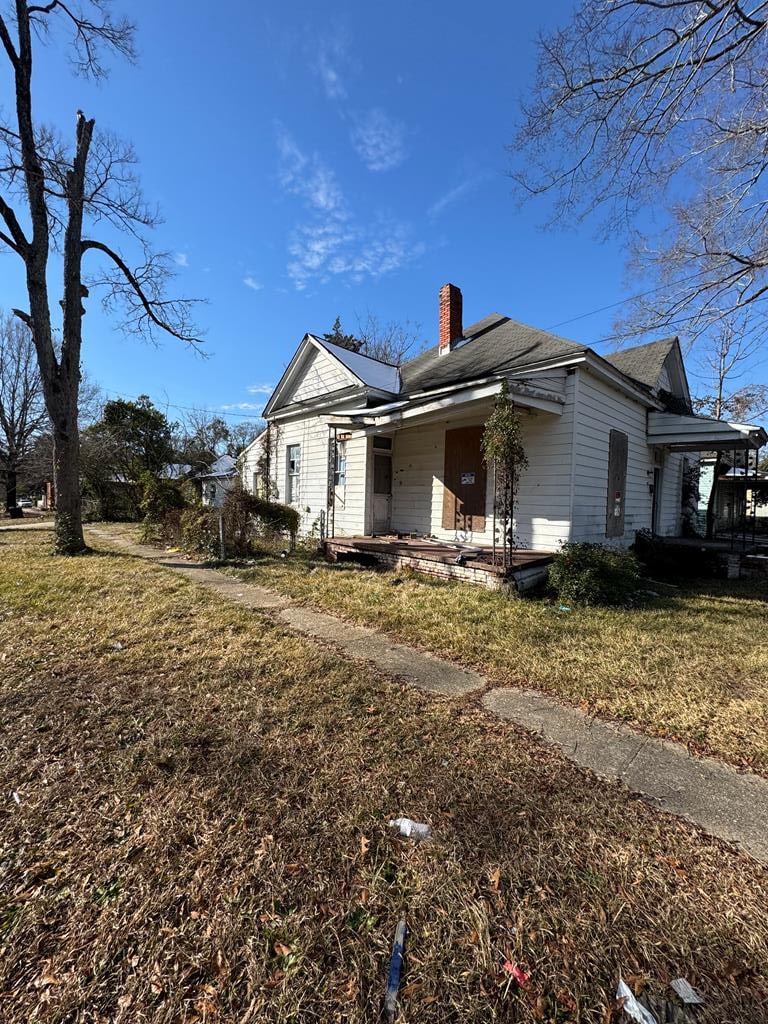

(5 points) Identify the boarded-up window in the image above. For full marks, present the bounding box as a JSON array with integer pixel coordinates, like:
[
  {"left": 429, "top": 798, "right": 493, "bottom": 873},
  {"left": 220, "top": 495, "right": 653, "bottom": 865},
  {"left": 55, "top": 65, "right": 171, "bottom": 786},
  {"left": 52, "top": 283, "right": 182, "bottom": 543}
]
[
  {"left": 442, "top": 425, "right": 487, "bottom": 532},
  {"left": 605, "top": 429, "right": 628, "bottom": 538}
]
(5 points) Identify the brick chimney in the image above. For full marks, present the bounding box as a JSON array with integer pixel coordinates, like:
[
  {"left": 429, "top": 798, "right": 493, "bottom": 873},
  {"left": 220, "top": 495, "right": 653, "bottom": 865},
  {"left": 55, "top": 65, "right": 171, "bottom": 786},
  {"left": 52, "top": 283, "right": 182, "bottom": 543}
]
[{"left": 439, "top": 283, "right": 462, "bottom": 354}]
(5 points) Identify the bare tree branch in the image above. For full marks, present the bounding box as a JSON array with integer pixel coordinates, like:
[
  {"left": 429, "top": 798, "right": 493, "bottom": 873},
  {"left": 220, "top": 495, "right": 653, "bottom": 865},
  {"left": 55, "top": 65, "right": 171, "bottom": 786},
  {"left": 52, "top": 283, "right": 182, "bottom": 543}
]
[
  {"left": 513, "top": 0, "right": 768, "bottom": 341},
  {"left": 82, "top": 239, "right": 203, "bottom": 345}
]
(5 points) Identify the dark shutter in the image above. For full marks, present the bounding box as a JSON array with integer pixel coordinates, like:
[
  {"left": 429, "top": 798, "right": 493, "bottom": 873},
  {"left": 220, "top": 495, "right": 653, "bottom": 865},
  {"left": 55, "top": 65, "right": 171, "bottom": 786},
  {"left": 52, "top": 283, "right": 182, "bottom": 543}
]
[
  {"left": 442, "top": 426, "right": 487, "bottom": 532},
  {"left": 606, "top": 429, "right": 628, "bottom": 538}
]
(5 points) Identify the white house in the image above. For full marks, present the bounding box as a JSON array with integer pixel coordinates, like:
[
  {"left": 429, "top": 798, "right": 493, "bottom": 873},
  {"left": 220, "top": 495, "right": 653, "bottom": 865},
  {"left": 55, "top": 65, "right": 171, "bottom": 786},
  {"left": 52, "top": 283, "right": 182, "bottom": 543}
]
[
  {"left": 240, "top": 285, "right": 766, "bottom": 564},
  {"left": 199, "top": 454, "right": 238, "bottom": 508}
]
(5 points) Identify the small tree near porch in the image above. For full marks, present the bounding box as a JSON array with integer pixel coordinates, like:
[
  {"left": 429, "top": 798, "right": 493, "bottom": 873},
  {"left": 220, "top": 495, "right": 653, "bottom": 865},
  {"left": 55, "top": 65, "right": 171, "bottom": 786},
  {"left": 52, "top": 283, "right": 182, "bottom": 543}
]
[{"left": 482, "top": 381, "right": 528, "bottom": 569}]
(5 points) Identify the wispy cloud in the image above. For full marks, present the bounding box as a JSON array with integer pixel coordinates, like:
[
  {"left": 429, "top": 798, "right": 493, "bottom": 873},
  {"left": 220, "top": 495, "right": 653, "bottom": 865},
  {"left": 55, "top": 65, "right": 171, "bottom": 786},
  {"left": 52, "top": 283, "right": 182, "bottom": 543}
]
[
  {"left": 350, "top": 109, "right": 406, "bottom": 172},
  {"left": 175, "top": 252, "right": 189, "bottom": 267},
  {"left": 277, "top": 129, "right": 420, "bottom": 290},
  {"left": 428, "top": 174, "right": 489, "bottom": 218},
  {"left": 315, "top": 36, "right": 347, "bottom": 100},
  {"left": 243, "top": 275, "right": 262, "bottom": 291},
  {"left": 221, "top": 401, "right": 265, "bottom": 413},
  {"left": 246, "top": 383, "right": 274, "bottom": 395}
]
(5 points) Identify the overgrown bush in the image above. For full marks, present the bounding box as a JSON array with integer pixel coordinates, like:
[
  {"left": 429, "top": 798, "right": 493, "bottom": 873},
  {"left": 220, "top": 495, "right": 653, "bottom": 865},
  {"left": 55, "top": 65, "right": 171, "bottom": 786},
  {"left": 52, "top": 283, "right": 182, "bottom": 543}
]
[
  {"left": 180, "top": 505, "right": 220, "bottom": 557},
  {"left": 221, "top": 482, "right": 300, "bottom": 556},
  {"left": 548, "top": 542, "right": 641, "bottom": 606},
  {"left": 138, "top": 471, "right": 185, "bottom": 543},
  {"left": 633, "top": 529, "right": 721, "bottom": 579}
]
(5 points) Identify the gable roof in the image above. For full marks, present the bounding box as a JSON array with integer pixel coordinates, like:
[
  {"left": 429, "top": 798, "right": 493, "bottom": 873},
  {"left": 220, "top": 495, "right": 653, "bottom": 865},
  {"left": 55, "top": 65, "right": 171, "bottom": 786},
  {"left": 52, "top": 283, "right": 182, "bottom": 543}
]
[
  {"left": 199, "top": 453, "right": 237, "bottom": 479},
  {"left": 400, "top": 314, "right": 587, "bottom": 394},
  {"left": 603, "top": 338, "right": 677, "bottom": 391},
  {"left": 312, "top": 336, "right": 401, "bottom": 393}
]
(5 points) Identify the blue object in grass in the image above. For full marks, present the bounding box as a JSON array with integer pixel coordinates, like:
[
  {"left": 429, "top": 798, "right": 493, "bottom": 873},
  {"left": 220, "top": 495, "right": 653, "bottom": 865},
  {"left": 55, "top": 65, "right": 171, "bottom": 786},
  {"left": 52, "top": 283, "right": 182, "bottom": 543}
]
[{"left": 383, "top": 918, "right": 407, "bottom": 1022}]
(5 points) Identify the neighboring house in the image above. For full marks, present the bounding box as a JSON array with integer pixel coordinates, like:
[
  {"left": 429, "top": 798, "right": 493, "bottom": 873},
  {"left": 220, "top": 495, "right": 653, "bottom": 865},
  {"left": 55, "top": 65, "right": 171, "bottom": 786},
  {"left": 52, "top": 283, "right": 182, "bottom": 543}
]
[
  {"left": 199, "top": 454, "right": 237, "bottom": 508},
  {"left": 240, "top": 284, "right": 767, "bottom": 553},
  {"left": 699, "top": 458, "right": 768, "bottom": 533}
]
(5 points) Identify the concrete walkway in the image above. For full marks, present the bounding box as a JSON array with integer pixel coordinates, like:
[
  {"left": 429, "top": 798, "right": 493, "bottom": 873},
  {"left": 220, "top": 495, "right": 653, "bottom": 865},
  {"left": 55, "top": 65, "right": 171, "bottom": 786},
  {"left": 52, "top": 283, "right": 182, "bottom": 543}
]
[{"left": 84, "top": 526, "right": 768, "bottom": 865}]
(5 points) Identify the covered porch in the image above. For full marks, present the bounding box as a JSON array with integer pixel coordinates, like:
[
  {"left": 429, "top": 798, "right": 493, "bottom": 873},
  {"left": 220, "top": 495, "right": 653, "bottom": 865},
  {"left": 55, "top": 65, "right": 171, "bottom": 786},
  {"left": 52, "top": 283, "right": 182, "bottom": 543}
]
[
  {"left": 648, "top": 411, "right": 768, "bottom": 546},
  {"left": 327, "top": 374, "right": 571, "bottom": 556}
]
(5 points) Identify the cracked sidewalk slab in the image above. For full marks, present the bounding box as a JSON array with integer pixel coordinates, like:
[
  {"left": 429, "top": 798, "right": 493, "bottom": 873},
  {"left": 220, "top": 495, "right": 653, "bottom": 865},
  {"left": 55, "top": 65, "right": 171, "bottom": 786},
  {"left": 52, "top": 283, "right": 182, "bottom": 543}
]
[{"left": 483, "top": 687, "right": 768, "bottom": 864}]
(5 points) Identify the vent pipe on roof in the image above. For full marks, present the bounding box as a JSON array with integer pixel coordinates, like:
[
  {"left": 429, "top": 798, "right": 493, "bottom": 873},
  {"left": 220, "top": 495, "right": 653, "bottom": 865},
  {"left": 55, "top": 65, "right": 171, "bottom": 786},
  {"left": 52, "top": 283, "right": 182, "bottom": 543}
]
[{"left": 439, "top": 283, "right": 462, "bottom": 355}]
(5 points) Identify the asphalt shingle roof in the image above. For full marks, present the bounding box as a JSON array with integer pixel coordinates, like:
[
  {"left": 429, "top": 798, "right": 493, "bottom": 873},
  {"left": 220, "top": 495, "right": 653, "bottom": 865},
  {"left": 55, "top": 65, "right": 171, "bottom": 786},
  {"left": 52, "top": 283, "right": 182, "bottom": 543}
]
[
  {"left": 399, "top": 314, "right": 588, "bottom": 394},
  {"left": 603, "top": 338, "right": 677, "bottom": 391}
]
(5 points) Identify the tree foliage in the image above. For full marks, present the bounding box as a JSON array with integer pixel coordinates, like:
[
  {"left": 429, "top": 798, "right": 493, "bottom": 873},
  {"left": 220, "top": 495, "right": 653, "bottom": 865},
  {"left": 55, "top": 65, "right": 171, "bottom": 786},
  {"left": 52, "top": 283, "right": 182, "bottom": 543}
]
[
  {"left": 322, "top": 316, "right": 361, "bottom": 352},
  {"left": 513, "top": 1, "right": 768, "bottom": 342},
  {"left": 80, "top": 395, "right": 175, "bottom": 519}
]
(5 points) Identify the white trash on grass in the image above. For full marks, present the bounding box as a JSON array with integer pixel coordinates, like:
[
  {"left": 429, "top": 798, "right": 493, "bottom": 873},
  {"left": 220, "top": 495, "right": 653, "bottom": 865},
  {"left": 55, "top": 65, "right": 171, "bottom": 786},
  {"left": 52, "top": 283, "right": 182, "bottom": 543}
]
[
  {"left": 388, "top": 818, "right": 432, "bottom": 842},
  {"left": 616, "top": 979, "right": 658, "bottom": 1024},
  {"left": 671, "top": 978, "right": 705, "bottom": 1005}
]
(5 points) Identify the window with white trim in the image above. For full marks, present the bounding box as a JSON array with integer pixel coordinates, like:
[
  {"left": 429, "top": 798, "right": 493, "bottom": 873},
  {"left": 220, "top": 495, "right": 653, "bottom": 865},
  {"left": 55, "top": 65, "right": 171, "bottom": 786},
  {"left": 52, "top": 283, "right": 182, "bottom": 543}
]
[
  {"left": 286, "top": 444, "right": 301, "bottom": 503},
  {"left": 334, "top": 439, "right": 347, "bottom": 488}
]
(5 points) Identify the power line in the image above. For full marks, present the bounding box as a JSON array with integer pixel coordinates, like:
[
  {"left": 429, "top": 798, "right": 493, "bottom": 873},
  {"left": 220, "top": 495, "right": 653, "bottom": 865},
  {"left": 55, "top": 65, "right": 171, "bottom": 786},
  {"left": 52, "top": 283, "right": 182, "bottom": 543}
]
[
  {"left": 542, "top": 266, "right": 713, "bottom": 340},
  {"left": 100, "top": 387, "right": 265, "bottom": 422}
]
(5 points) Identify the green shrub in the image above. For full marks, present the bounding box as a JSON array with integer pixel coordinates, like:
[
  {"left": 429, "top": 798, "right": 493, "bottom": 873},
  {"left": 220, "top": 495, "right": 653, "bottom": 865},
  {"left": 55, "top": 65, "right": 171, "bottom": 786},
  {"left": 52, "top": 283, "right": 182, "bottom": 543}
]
[{"left": 548, "top": 542, "right": 641, "bottom": 606}]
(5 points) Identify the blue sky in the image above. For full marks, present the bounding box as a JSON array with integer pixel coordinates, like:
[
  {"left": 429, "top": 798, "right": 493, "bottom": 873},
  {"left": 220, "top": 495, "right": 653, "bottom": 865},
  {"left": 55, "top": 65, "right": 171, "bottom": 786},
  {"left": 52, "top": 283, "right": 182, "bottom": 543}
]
[{"left": 3, "top": 0, "right": 757, "bottom": 424}]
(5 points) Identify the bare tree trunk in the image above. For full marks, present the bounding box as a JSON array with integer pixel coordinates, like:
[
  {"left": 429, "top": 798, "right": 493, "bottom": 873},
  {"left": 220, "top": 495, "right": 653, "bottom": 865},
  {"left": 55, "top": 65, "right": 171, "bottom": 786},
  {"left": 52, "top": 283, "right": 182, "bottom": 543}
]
[
  {"left": 50, "top": 395, "right": 85, "bottom": 551},
  {"left": 6, "top": 464, "right": 16, "bottom": 510}
]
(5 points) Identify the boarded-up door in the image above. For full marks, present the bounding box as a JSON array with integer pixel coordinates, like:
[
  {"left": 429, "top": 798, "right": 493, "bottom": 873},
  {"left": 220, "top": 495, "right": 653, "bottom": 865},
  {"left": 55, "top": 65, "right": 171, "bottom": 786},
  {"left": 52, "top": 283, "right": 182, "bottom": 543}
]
[
  {"left": 442, "top": 426, "right": 487, "bottom": 533},
  {"left": 605, "top": 429, "right": 628, "bottom": 538}
]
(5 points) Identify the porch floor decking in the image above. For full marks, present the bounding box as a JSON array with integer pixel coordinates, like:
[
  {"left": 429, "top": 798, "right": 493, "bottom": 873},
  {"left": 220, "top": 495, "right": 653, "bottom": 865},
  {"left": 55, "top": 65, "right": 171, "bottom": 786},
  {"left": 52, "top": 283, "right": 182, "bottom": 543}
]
[{"left": 325, "top": 535, "right": 554, "bottom": 591}]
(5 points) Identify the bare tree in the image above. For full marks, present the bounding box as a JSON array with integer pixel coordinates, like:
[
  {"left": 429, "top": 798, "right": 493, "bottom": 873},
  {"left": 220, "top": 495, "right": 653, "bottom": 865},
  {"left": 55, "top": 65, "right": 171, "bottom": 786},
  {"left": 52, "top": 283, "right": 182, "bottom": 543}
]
[
  {"left": 692, "top": 321, "right": 768, "bottom": 423},
  {"left": 0, "top": 311, "right": 47, "bottom": 510},
  {"left": 355, "top": 313, "right": 425, "bottom": 365},
  {"left": 512, "top": 1, "right": 768, "bottom": 343},
  {"left": 0, "top": 2, "right": 200, "bottom": 552}
]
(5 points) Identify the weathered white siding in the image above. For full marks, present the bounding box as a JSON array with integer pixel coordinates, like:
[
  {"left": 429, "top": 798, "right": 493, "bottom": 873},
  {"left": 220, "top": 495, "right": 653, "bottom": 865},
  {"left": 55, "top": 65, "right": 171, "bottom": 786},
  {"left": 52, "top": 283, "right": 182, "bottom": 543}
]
[
  {"left": 240, "top": 418, "right": 368, "bottom": 537},
  {"left": 571, "top": 369, "right": 654, "bottom": 545},
  {"left": 390, "top": 391, "right": 574, "bottom": 552},
  {"left": 331, "top": 431, "right": 369, "bottom": 536},
  {"left": 291, "top": 348, "right": 351, "bottom": 403},
  {"left": 656, "top": 451, "right": 685, "bottom": 536}
]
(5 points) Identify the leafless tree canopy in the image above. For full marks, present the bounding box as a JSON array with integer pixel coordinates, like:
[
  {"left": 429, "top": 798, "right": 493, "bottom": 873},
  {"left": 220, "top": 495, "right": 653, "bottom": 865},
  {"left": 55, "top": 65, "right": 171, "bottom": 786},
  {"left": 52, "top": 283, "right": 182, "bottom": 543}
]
[
  {"left": 0, "top": 311, "right": 47, "bottom": 506},
  {"left": 691, "top": 316, "right": 768, "bottom": 420},
  {"left": 512, "top": 1, "right": 768, "bottom": 341},
  {"left": 355, "top": 313, "right": 425, "bottom": 365},
  {"left": 0, "top": 1, "right": 202, "bottom": 550}
]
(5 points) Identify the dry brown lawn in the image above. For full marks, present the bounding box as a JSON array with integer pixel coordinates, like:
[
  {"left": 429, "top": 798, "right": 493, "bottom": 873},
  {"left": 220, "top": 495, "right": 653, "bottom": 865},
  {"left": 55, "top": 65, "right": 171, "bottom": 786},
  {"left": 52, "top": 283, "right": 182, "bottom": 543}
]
[
  {"left": 1, "top": 528, "right": 767, "bottom": 1023},
  {"left": 224, "top": 555, "right": 768, "bottom": 774}
]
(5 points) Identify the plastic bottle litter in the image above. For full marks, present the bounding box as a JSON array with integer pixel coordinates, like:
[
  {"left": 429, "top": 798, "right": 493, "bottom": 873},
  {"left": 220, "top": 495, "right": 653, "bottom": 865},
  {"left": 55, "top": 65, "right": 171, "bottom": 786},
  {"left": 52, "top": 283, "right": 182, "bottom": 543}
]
[{"left": 388, "top": 818, "right": 432, "bottom": 842}]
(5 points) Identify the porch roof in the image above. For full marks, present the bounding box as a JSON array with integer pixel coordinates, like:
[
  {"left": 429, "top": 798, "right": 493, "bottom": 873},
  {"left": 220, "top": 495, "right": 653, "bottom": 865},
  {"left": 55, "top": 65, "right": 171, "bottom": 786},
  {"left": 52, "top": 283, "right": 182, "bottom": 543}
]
[
  {"left": 647, "top": 411, "right": 768, "bottom": 451},
  {"left": 327, "top": 376, "right": 564, "bottom": 431}
]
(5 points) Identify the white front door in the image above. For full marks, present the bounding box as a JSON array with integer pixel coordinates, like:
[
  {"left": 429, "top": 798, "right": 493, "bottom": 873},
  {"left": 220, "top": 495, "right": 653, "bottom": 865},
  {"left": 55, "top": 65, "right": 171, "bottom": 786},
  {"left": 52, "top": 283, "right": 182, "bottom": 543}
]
[{"left": 372, "top": 452, "right": 392, "bottom": 534}]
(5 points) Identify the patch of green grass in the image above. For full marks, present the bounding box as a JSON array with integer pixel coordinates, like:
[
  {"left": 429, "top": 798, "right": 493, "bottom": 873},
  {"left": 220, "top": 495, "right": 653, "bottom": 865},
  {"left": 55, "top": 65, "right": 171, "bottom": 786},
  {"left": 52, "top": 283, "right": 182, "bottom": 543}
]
[
  {"left": 2, "top": 530, "right": 767, "bottom": 1022},
  {"left": 225, "top": 556, "right": 768, "bottom": 771}
]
